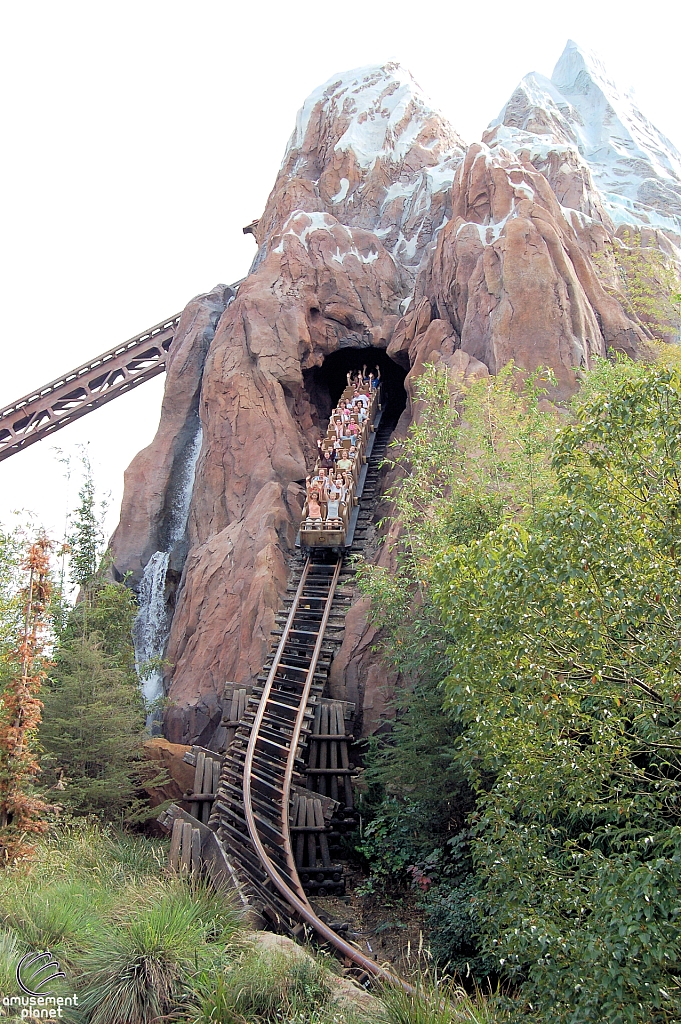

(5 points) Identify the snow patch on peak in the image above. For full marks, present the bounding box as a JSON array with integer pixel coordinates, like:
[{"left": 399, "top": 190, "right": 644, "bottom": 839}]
[
  {"left": 289, "top": 62, "right": 451, "bottom": 170},
  {"left": 272, "top": 211, "right": 337, "bottom": 253},
  {"left": 331, "top": 178, "right": 350, "bottom": 203}
]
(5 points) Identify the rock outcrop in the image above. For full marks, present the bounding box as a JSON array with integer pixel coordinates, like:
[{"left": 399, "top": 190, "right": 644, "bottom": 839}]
[
  {"left": 390, "top": 142, "right": 642, "bottom": 394},
  {"left": 110, "top": 52, "right": 663, "bottom": 746}
]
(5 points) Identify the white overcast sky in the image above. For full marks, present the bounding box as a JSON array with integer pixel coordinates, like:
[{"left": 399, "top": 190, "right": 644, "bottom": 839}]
[{"left": 1, "top": 0, "right": 678, "bottom": 544}]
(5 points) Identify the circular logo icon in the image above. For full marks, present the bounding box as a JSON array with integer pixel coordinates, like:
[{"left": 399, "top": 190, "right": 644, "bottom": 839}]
[{"left": 16, "top": 951, "right": 66, "bottom": 996}]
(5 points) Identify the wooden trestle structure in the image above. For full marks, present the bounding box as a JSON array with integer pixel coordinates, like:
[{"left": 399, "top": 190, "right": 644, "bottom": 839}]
[{"left": 158, "top": 415, "right": 398, "bottom": 983}]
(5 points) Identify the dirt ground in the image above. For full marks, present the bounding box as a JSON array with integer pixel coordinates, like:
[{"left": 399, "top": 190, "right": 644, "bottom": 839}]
[{"left": 313, "top": 863, "right": 429, "bottom": 981}]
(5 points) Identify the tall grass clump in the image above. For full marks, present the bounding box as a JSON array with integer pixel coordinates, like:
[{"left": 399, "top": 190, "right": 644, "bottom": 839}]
[
  {"left": 75, "top": 877, "right": 241, "bottom": 1024},
  {"left": 377, "top": 969, "right": 502, "bottom": 1024},
  {"left": 186, "top": 948, "right": 342, "bottom": 1024}
]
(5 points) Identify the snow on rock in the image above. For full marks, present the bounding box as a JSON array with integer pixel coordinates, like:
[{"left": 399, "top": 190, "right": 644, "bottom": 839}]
[
  {"left": 254, "top": 62, "right": 466, "bottom": 278},
  {"left": 485, "top": 40, "right": 681, "bottom": 244}
]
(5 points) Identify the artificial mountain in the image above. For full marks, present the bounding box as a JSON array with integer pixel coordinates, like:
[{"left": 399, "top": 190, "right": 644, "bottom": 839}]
[{"left": 110, "top": 42, "right": 680, "bottom": 748}]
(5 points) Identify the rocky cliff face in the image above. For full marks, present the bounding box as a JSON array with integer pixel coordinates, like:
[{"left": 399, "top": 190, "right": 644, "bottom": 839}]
[{"left": 111, "top": 49, "right": 671, "bottom": 746}]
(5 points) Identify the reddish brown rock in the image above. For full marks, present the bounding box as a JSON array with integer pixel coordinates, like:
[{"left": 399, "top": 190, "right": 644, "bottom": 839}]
[
  {"left": 397, "top": 143, "right": 644, "bottom": 395},
  {"left": 253, "top": 64, "right": 466, "bottom": 277},
  {"left": 143, "top": 737, "right": 193, "bottom": 808},
  {"left": 110, "top": 284, "right": 232, "bottom": 582}
]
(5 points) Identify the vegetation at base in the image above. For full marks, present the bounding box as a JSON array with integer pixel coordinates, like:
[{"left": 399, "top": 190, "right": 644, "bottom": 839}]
[
  {"left": 185, "top": 949, "right": 338, "bottom": 1023},
  {"left": 0, "top": 821, "right": 502, "bottom": 1023},
  {"left": 357, "top": 357, "right": 681, "bottom": 1022},
  {"left": 0, "top": 820, "right": 241, "bottom": 1023},
  {"left": 376, "top": 964, "right": 502, "bottom": 1024}
]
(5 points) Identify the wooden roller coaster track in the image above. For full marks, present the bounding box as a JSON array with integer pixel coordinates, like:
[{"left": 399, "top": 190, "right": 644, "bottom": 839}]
[
  {"left": 209, "top": 416, "right": 403, "bottom": 984},
  {"left": 1, "top": 276, "right": 408, "bottom": 983},
  {"left": 161, "top": 415, "right": 404, "bottom": 987}
]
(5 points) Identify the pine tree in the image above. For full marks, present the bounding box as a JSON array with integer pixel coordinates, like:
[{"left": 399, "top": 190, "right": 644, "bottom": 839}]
[
  {"left": 40, "top": 457, "right": 149, "bottom": 820},
  {"left": 40, "top": 629, "right": 146, "bottom": 817},
  {"left": 67, "top": 451, "right": 105, "bottom": 600}
]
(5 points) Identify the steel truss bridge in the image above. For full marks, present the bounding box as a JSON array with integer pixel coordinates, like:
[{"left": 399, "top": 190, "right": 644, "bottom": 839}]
[{"left": 0, "top": 313, "right": 182, "bottom": 463}]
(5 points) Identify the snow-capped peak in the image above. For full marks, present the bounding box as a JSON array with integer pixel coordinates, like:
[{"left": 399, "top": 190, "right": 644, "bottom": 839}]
[
  {"left": 288, "top": 62, "right": 458, "bottom": 170},
  {"left": 487, "top": 39, "right": 681, "bottom": 238},
  {"left": 551, "top": 40, "right": 681, "bottom": 190}
]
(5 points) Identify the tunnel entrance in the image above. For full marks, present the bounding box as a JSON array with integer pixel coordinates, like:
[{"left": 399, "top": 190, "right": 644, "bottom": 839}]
[{"left": 303, "top": 347, "right": 407, "bottom": 434}]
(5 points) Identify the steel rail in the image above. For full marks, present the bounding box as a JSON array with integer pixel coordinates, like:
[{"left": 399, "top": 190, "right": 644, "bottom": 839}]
[{"left": 242, "top": 554, "right": 406, "bottom": 987}]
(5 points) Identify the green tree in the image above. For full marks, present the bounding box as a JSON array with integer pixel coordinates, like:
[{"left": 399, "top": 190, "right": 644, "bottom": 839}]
[
  {"left": 66, "top": 451, "right": 107, "bottom": 599},
  {"left": 431, "top": 358, "right": 681, "bottom": 1021},
  {"left": 40, "top": 629, "right": 147, "bottom": 818},
  {"left": 40, "top": 458, "right": 148, "bottom": 820}
]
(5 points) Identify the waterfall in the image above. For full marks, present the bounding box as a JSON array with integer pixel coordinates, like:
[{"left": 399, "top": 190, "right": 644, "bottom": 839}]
[
  {"left": 133, "top": 550, "right": 171, "bottom": 707},
  {"left": 166, "top": 427, "right": 203, "bottom": 548},
  {"left": 133, "top": 427, "right": 202, "bottom": 725}
]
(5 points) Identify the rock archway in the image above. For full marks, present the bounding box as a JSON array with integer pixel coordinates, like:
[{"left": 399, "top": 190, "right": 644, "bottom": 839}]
[{"left": 303, "top": 346, "right": 407, "bottom": 428}]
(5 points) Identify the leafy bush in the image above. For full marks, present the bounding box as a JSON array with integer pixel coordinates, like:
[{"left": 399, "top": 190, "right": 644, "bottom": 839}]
[
  {"left": 431, "top": 360, "right": 681, "bottom": 1020},
  {"left": 423, "top": 877, "right": 496, "bottom": 981}
]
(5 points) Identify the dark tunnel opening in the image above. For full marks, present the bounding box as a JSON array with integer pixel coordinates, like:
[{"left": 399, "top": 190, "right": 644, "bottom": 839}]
[{"left": 303, "top": 347, "right": 407, "bottom": 434}]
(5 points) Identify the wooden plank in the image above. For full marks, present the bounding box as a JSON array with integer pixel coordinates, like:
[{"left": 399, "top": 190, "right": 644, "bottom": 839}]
[
  {"left": 318, "top": 703, "right": 329, "bottom": 797},
  {"left": 306, "top": 799, "right": 317, "bottom": 870},
  {"left": 319, "top": 697, "right": 355, "bottom": 720},
  {"left": 315, "top": 798, "right": 332, "bottom": 869},
  {"left": 180, "top": 821, "right": 192, "bottom": 874},
  {"left": 185, "top": 745, "right": 226, "bottom": 765},
  {"left": 201, "top": 758, "right": 214, "bottom": 824},
  {"left": 191, "top": 828, "right": 202, "bottom": 874},
  {"left": 192, "top": 752, "right": 205, "bottom": 819},
  {"left": 168, "top": 817, "right": 183, "bottom": 871},
  {"left": 337, "top": 704, "right": 354, "bottom": 808},
  {"left": 329, "top": 703, "right": 339, "bottom": 802}
]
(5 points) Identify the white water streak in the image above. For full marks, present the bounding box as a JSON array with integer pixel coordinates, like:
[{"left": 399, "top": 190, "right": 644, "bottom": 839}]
[{"left": 133, "top": 427, "right": 202, "bottom": 710}]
